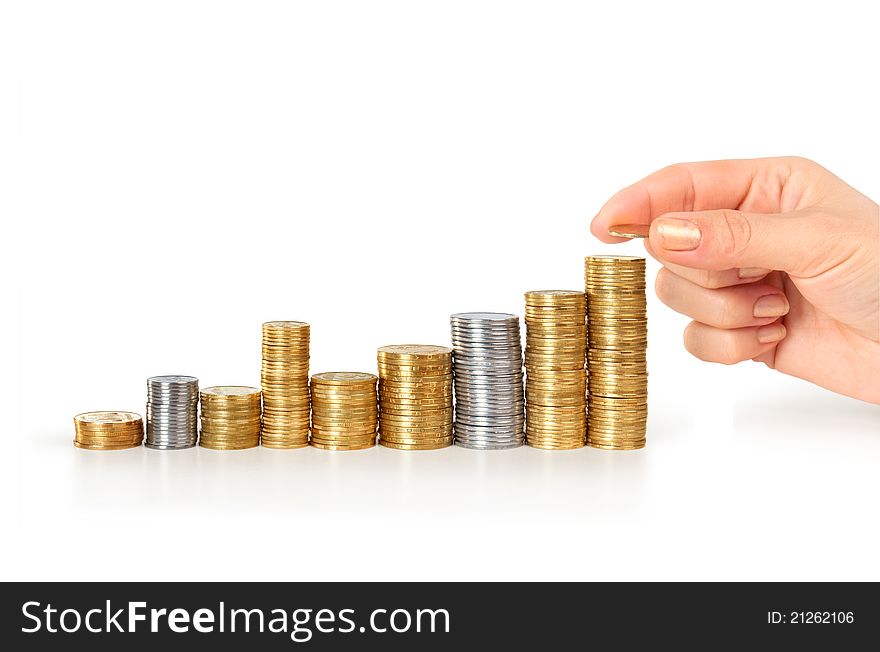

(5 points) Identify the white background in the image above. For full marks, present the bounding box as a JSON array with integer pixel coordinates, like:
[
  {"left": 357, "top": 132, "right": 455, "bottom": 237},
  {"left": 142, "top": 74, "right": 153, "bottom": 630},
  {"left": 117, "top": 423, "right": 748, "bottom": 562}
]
[{"left": 2, "top": 1, "right": 878, "bottom": 581}]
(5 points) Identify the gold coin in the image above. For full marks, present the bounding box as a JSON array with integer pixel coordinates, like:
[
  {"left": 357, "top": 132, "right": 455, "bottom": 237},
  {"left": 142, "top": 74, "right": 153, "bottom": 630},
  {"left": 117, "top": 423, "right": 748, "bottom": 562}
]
[
  {"left": 73, "top": 411, "right": 144, "bottom": 450},
  {"left": 377, "top": 344, "right": 452, "bottom": 359},
  {"left": 311, "top": 371, "right": 377, "bottom": 384},
  {"left": 379, "top": 438, "right": 453, "bottom": 450},
  {"left": 310, "top": 440, "right": 375, "bottom": 451},
  {"left": 608, "top": 223, "right": 651, "bottom": 238}
]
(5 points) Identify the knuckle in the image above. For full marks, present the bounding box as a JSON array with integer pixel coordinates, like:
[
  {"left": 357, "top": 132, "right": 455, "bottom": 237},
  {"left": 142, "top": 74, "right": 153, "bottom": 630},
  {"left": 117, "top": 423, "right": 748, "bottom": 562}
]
[
  {"left": 715, "top": 330, "right": 743, "bottom": 365},
  {"left": 654, "top": 268, "right": 672, "bottom": 303},
  {"left": 783, "top": 155, "right": 818, "bottom": 171},
  {"left": 698, "top": 269, "right": 723, "bottom": 289},
  {"left": 683, "top": 323, "right": 712, "bottom": 362},
  {"left": 715, "top": 297, "right": 737, "bottom": 329},
  {"left": 683, "top": 322, "right": 742, "bottom": 365},
  {"left": 716, "top": 209, "right": 752, "bottom": 258},
  {"left": 682, "top": 323, "right": 700, "bottom": 356}
]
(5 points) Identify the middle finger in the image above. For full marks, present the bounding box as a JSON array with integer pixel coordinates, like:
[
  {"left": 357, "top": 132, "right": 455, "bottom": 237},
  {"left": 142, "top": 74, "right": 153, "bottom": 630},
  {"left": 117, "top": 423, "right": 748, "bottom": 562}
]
[
  {"left": 644, "top": 239, "right": 770, "bottom": 288},
  {"left": 655, "top": 267, "right": 790, "bottom": 329}
]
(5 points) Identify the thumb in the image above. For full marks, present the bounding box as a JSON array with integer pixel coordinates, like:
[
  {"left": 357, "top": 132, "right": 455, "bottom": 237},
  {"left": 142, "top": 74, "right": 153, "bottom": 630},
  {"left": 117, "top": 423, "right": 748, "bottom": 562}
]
[{"left": 647, "top": 208, "right": 828, "bottom": 275}]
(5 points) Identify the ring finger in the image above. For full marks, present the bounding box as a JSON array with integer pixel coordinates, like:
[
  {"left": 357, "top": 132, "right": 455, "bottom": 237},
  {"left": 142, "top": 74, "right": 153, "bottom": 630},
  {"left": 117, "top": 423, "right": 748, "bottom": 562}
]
[{"left": 684, "top": 320, "right": 787, "bottom": 365}]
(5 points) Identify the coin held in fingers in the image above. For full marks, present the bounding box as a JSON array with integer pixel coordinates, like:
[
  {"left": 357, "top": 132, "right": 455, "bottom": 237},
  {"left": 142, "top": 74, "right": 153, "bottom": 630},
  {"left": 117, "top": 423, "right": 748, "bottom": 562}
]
[{"left": 608, "top": 223, "right": 650, "bottom": 239}]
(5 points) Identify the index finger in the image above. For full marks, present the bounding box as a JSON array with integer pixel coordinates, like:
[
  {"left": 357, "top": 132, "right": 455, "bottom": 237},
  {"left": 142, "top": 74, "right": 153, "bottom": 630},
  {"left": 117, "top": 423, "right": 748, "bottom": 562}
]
[{"left": 589, "top": 158, "right": 788, "bottom": 243}]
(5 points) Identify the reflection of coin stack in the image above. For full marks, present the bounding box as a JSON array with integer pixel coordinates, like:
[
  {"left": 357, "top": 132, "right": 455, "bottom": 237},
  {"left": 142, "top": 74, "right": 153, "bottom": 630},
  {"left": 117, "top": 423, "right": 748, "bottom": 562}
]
[
  {"left": 199, "top": 386, "right": 262, "bottom": 450},
  {"left": 310, "top": 372, "right": 378, "bottom": 451},
  {"left": 73, "top": 411, "right": 144, "bottom": 450},
  {"left": 524, "top": 291, "right": 587, "bottom": 449},
  {"left": 261, "top": 321, "right": 310, "bottom": 449},
  {"left": 584, "top": 256, "right": 648, "bottom": 450},
  {"left": 146, "top": 375, "right": 199, "bottom": 449},
  {"left": 377, "top": 345, "right": 454, "bottom": 450},
  {"left": 450, "top": 313, "right": 524, "bottom": 449}
]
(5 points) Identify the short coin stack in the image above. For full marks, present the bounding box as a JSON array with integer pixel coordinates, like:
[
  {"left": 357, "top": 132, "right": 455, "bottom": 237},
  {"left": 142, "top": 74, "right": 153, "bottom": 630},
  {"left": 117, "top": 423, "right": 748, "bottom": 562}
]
[
  {"left": 199, "top": 386, "right": 262, "bottom": 450},
  {"left": 310, "top": 372, "right": 378, "bottom": 450},
  {"left": 377, "top": 345, "right": 454, "bottom": 450},
  {"left": 524, "top": 291, "right": 587, "bottom": 449},
  {"left": 584, "top": 255, "right": 648, "bottom": 450},
  {"left": 450, "top": 312, "right": 524, "bottom": 449},
  {"left": 73, "top": 411, "right": 144, "bottom": 450},
  {"left": 261, "top": 321, "right": 311, "bottom": 449},
  {"left": 145, "top": 375, "right": 199, "bottom": 449}
]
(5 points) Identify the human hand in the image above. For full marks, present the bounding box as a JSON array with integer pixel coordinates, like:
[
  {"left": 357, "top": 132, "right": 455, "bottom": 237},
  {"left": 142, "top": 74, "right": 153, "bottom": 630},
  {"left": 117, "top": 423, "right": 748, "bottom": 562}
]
[{"left": 590, "top": 157, "right": 880, "bottom": 404}]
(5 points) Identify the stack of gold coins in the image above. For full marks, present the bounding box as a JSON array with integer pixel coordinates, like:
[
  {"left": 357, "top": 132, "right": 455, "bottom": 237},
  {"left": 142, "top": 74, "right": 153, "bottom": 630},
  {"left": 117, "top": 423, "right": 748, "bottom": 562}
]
[
  {"left": 199, "top": 386, "right": 262, "bottom": 450},
  {"left": 377, "top": 345, "right": 454, "bottom": 450},
  {"left": 310, "top": 372, "right": 378, "bottom": 450},
  {"left": 524, "top": 290, "right": 587, "bottom": 449},
  {"left": 584, "top": 255, "right": 648, "bottom": 450},
  {"left": 261, "top": 321, "right": 311, "bottom": 448},
  {"left": 73, "top": 411, "right": 144, "bottom": 450}
]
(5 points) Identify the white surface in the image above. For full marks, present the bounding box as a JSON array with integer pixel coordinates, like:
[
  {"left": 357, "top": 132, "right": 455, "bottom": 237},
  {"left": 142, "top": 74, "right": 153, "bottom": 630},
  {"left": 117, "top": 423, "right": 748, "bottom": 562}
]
[{"left": 2, "top": 0, "right": 878, "bottom": 581}]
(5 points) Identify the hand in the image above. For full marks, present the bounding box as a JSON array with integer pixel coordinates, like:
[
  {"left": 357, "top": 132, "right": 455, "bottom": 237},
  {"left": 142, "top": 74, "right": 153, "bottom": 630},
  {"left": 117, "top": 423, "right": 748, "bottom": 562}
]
[{"left": 590, "top": 157, "right": 880, "bottom": 404}]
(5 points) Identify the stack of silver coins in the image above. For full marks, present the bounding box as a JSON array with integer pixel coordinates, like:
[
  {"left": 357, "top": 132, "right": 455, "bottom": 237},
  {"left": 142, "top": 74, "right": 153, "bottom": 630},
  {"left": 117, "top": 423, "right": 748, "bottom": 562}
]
[
  {"left": 146, "top": 375, "right": 199, "bottom": 449},
  {"left": 450, "top": 312, "right": 524, "bottom": 449}
]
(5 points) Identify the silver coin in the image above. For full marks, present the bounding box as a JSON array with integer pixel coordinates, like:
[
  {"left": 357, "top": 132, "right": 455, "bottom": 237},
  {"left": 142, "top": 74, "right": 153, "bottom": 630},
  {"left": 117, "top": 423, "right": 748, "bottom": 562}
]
[
  {"left": 454, "top": 373, "right": 524, "bottom": 382},
  {"left": 455, "top": 426, "right": 522, "bottom": 434},
  {"left": 451, "top": 311, "right": 517, "bottom": 319},
  {"left": 454, "top": 419, "right": 525, "bottom": 431},
  {"left": 145, "top": 375, "right": 199, "bottom": 449},
  {"left": 454, "top": 421, "right": 523, "bottom": 430},
  {"left": 454, "top": 431, "right": 523, "bottom": 443},
  {"left": 455, "top": 394, "right": 524, "bottom": 403},
  {"left": 453, "top": 333, "right": 520, "bottom": 341},
  {"left": 455, "top": 417, "right": 524, "bottom": 426},
  {"left": 454, "top": 389, "right": 524, "bottom": 399},
  {"left": 452, "top": 350, "right": 522, "bottom": 359},
  {"left": 455, "top": 440, "right": 522, "bottom": 450},
  {"left": 454, "top": 370, "right": 524, "bottom": 379},
  {"left": 453, "top": 358, "right": 522, "bottom": 366},
  {"left": 450, "top": 324, "right": 520, "bottom": 333},
  {"left": 454, "top": 371, "right": 524, "bottom": 380},
  {"left": 454, "top": 387, "right": 524, "bottom": 396},
  {"left": 450, "top": 312, "right": 525, "bottom": 449},
  {"left": 455, "top": 411, "right": 525, "bottom": 421},
  {"left": 149, "top": 375, "right": 198, "bottom": 383},
  {"left": 454, "top": 385, "right": 524, "bottom": 394},
  {"left": 455, "top": 400, "right": 525, "bottom": 410},
  {"left": 456, "top": 412, "right": 524, "bottom": 421}
]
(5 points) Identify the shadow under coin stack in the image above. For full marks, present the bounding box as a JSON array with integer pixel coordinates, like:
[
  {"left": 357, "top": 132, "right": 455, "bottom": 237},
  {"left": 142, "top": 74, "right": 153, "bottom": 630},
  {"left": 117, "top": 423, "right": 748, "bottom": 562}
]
[
  {"left": 73, "top": 411, "right": 144, "bottom": 450},
  {"left": 199, "top": 386, "right": 262, "bottom": 450},
  {"left": 584, "top": 255, "right": 648, "bottom": 450},
  {"left": 261, "top": 321, "right": 311, "bottom": 449},
  {"left": 310, "top": 372, "right": 378, "bottom": 450},
  {"left": 145, "top": 375, "right": 199, "bottom": 449},
  {"left": 377, "top": 345, "right": 454, "bottom": 450},
  {"left": 450, "top": 312, "right": 524, "bottom": 449},
  {"left": 523, "top": 291, "right": 587, "bottom": 449}
]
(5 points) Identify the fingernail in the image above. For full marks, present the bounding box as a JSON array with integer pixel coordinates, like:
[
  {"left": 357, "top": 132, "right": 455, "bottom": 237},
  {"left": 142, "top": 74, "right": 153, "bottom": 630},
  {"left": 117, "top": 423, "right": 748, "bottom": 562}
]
[
  {"left": 738, "top": 267, "right": 771, "bottom": 279},
  {"left": 757, "top": 323, "right": 787, "bottom": 344},
  {"left": 654, "top": 218, "right": 701, "bottom": 251},
  {"left": 753, "top": 294, "right": 790, "bottom": 318}
]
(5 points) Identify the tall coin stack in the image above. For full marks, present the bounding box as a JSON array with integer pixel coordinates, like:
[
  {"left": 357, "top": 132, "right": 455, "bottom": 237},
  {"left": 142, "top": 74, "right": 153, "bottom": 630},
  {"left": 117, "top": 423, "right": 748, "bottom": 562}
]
[
  {"left": 261, "top": 321, "right": 311, "bottom": 449},
  {"left": 73, "top": 411, "right": 144, "bottom": 450},
  {"left": 450, "top": 312, "right": 524, "bottom": 449},
  {"left": 310, "top": 372, "right": 378, "bottom": 451},
  {"left": 523, "top": 291, "right": 587, "bottom": 449},
  {"left": 377, "top": 345, "right": 454, "bottom": 450},
  {"left": 145, "top": 375, "right": 199, "bottom": 449},
  {"left": 199, "top": 386, "right": 262, "bottom": 450},
  {"left": 584, "top": 255, "right": 648, "bottom": 450}
]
